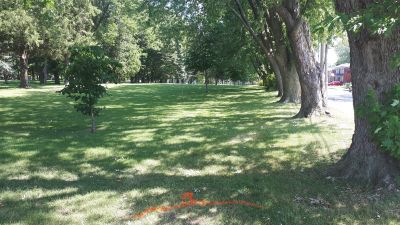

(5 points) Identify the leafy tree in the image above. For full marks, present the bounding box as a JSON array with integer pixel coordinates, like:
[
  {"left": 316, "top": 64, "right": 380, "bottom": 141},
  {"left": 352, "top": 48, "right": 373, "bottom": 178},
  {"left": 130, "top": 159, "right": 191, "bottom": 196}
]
[
  {"left": 185, "top": 28, "right": 216, "bottom": 92},
  {"left": 333, "top": 0, "right": 400, "bottom": 188},
  {"left": 230, "top": 0, "right": 294, "bottom": 102},
  {"left": 0, "top": 0, "right": 98, "bottom": 87},
  {"left": 135, "top": 48, "right": 177, "bottom": 83},
  {"left": 0, "top": 58, "right": 16, "bottom": 83},
  {"left": 334, "top": 37, "right": 350, "bottom": 65},
  {"left": 93, "top": 0, "right": 142, "bottom": 79},
  {"left": 60, "top": 46, "right": 121, "bottom": 133},
  {"left": 37, "top": 0, "right": 98, "bottom": 85},
  {"left": 0, "top": 3, "right": 40, "bottom": 88}
]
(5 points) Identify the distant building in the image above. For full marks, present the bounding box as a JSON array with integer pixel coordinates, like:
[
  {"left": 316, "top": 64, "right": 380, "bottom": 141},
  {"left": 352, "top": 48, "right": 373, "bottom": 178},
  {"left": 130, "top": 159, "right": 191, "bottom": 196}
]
[{"left": 329, "top": 63, "right": 351, "bottom": 83}]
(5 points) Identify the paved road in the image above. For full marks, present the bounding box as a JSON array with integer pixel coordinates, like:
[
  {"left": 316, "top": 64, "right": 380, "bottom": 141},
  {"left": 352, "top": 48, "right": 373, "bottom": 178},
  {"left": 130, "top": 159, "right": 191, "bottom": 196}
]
[{"left": 327, "top": 87, "right": 354, "bottom": 115}]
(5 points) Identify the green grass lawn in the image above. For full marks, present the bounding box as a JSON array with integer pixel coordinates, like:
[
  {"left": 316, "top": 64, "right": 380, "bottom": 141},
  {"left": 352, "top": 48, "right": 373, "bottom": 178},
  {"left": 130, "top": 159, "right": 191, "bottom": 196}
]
[{"left": 0, "top": 83, "right": 399, "bottom": 225}]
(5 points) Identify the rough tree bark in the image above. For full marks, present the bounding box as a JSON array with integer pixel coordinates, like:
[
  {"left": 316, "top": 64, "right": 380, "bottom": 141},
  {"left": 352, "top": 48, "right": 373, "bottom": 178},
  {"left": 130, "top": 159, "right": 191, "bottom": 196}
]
[
  {"left": 19, "top": 49, "right": 29, "bottom": 88},
  {"left": 275, "top": 46, "right": 301, "bottom": 103},
  {"left": 264, "top": 7, "right": 301, "bottom": 103},
  {"left": 31, "top": 67, "right": 35, "bottom": 81},
  {"left": 276, "top": 69, "right": 284, "bottom": 97},
  {"left": 324, "top": 43, "right": 329, "bottom": 107},
  {"left": 331, "top": 0, "right": 400, "bottom": 188},
  {"left": 277, "top": 0, "right": 326, "bottom": 117},
  {"left": 319, "top": 43, "right": 329, "bottom": 107}
]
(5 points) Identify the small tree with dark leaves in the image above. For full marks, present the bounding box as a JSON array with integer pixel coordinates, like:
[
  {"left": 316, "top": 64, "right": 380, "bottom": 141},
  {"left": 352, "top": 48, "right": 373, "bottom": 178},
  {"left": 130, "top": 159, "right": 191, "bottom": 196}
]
[{"left": 60, "top": 46, "right": 121, "bottom": 133}]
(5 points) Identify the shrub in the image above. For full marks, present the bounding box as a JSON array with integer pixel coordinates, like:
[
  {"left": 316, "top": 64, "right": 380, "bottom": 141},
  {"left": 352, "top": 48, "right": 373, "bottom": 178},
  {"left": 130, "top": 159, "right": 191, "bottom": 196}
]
[
  {"left": 361, "top": 85, "right": 400, "bottom": 159},
  {"left": 259, "top": 75, "right": 277, "bottom": 91}
]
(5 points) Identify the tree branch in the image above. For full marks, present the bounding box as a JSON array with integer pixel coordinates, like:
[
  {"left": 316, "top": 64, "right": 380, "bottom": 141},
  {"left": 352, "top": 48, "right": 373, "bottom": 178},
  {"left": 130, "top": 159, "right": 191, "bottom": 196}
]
[
  {"left": 277, "top": 5, "right": 296, "bottom": 30},
  {"left": 230, "top": 0, "right": 272, "bottom": 57},
  {"left": 247, "top": 0, "right": 259, "bottom": 19}
]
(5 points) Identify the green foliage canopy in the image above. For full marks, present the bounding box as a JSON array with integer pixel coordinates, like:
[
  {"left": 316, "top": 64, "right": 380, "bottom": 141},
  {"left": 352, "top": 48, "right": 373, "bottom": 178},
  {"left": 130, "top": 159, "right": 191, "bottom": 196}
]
[{"left": 60, "top": 46, "right": 121, "bottom": 132}]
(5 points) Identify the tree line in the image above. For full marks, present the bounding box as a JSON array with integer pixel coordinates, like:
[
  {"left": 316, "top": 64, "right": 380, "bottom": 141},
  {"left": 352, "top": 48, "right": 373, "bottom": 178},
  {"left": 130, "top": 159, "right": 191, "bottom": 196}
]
[{"left": 0, "top": 0, "right": 263, "bottom": 88}]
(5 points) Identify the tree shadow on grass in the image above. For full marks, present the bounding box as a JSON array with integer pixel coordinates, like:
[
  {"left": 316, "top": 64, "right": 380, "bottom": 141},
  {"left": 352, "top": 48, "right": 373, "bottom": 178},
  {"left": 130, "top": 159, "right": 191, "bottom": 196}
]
[{"left": 0, "top": 84, "right": 398, "bottom": 225}]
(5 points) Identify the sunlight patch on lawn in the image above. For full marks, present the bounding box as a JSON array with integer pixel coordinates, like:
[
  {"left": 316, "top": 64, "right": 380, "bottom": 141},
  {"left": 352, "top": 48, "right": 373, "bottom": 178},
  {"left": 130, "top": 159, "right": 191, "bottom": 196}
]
[
  {"left": 36, "top": 169, "right": 79, "bottom": 181},
  {"left": 164, "top": 134, "right": 207, "bottom": 145},
  {"left": 5, "top": 165, "right": 79, "bottom": 182},
  {"left": 85, "top": 147, "right": 113, "bottom": 160},
  {"left": 147, "top": 187, "right": 169, "bottom": 195},
  {"left": 165, "top": 165, "right": 229, "bottom": 177},
  {"left": 1, "top": 187, "right": 78, "bottom": 202},
  {"left": 105, "top": 105, "right": 125, "bottom": 109},
  {"left": 224, "top": 132, "right": 257, "bottom": 145},
  {"left": 160, "top": 108, "right": 208, "bottom": 123},
  {"left": 50, "top": 191, "right": 125, "bottom": 225},
  {"left": 133, "top": 159, "right": 161, "bottom": 174},
  {"left": 78, "top": 163, "right": 109, "bottom": 175},
  {"left": 122, "top": 129, "right": 157, "bottom": 142},
  {"left": 204, "top": 154, "right": 246, "bottom": 165},
  {"left": 0, "top": 160, "right": 30, "bottom": 177},
  {"left": 0, "top": 86, "right": 62, "bottom": 98}
]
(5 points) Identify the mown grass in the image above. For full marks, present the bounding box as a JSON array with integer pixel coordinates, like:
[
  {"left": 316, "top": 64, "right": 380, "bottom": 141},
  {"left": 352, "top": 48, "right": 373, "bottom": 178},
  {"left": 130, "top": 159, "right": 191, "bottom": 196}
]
[{"left": 0, "top": 82, "right": 399, "bottom": 225}]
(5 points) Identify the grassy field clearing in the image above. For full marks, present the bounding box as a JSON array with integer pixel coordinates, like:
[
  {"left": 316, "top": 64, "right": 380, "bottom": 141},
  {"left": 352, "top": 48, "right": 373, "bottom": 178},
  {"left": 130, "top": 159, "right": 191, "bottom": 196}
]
[{"left": 0, "top": 83, "right": 399, "bottom": 225}]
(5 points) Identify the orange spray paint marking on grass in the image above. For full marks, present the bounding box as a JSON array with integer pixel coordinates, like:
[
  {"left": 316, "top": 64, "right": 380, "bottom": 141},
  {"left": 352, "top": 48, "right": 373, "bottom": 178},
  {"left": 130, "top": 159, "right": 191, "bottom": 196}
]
[{"left": 129, "top": 192, "right": 263, "bottom": 219}]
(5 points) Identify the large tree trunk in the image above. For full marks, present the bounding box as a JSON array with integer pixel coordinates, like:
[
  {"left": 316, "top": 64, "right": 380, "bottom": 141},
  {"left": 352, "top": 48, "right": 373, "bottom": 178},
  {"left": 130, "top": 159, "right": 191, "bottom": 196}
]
[
  {"left": 40, "top": 59, "right": 48, "bottom": 85},
  {"left": 19, "top": 49, "right": 29, "bottom": 88},
  {"left": 4, "top": 73, "right": 9, "bottom": 84},
  {"left": 265, "top": 8, "right": 301, "bottom": 103},
  {"left": 278, "top": 0, "right": 325, "bottom": 117},
  {"left": 275, "top": 47, "right": 301, "bottom": 103},
  {"left": 319, "top": 43, "right": 329, "bottom": 107},
  {"left": 331, "top": 0, "right": 400, "bottom": 188},
  {"left": 275, "top": 69, "right": 283, "bottom": 97},
  {"left": 324, "top": 43, "right": 329, "bottom": 107},
  {"left": 31, "top": 67, "right": 35, "bottom": 81}
]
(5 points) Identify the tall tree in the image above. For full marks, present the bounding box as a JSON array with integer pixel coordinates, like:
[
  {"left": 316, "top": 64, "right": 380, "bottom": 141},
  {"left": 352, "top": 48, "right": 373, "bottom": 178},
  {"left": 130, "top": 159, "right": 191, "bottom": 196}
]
[
  {"left": 277, "top": 0, "right": 326, "bottom": 117},
  {"left": 0, "top": 4, "right": 40, "bottom": 88},
  {"left": 231, "top": 0, "right": 300, "bottom": 102},
  {"left": 0, "top": 0, "right": 97, "bottom": 87},
  {"left": 185, "top": 28, "right": 216, "bottom": 92},
  {"left": 93, "top": 0, "right": 142, "bottom": 79},
  {"left": 335, "top": 37, "right": 350, "bottom": 65},
  {"left": 332, "top": 0, "right": 400, "bottom": 187}
]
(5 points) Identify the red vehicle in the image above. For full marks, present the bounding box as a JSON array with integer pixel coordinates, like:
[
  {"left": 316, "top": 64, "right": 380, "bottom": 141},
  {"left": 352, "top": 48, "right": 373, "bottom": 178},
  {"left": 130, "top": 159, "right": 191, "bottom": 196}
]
[{"left": 328, "top": 81, "right": 343, "bottom": 86}]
